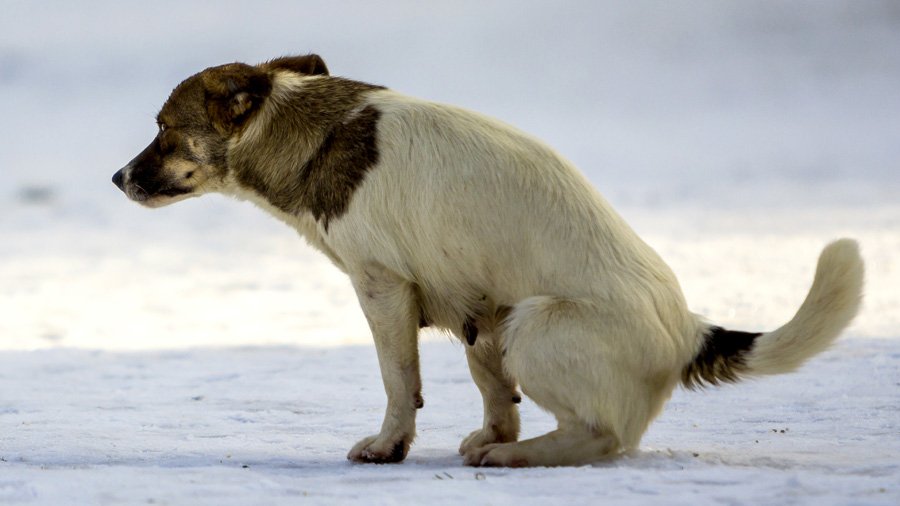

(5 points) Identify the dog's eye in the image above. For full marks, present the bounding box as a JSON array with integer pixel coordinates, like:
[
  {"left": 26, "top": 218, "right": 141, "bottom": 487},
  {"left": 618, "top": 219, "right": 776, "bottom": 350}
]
[{"left": 158, "top": 122, "right": 168, "bottom": 132}]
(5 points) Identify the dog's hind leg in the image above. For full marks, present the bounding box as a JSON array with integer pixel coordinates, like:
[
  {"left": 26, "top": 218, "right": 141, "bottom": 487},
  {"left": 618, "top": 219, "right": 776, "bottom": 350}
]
[
  {"left": 346, "top": 263, "right": 422, "bottom": 463},
  {"left": 462, "top": 296, "right": 674, "bottom": 467},
  {"left": 463, "top": 421, "right": 618, "bottom": 467},
  {"left": 458, "top": 335, "right": 521, "bottom": 455}
]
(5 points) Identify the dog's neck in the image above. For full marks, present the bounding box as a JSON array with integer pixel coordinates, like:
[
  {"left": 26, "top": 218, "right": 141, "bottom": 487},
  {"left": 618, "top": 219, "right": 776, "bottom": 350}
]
[{"left": 224, "top": 71, "right": 384, "bottom": 231}]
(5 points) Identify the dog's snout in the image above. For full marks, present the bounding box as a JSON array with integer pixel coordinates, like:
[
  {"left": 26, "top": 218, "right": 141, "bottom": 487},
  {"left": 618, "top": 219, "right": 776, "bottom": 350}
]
[{"left": 112, "top": 169, "right": 125, "bottom": 191}]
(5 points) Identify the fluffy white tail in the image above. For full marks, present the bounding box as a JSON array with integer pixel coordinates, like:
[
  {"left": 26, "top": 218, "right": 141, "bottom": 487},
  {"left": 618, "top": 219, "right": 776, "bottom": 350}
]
[
  {"left": 682, "top": 239, "right": 864, "bottom": 388},
  {"left": 746, "top": 238, "right": 864, "bottom": 375}
]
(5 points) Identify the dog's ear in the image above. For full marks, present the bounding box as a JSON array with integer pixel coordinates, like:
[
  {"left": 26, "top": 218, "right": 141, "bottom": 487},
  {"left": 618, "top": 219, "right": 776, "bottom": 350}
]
[
  {"left": 203, "top": 63, "right": 273, "bottom": 135},
  {"left": 263, "top": 54, "right": 329, "bottom": 76}
]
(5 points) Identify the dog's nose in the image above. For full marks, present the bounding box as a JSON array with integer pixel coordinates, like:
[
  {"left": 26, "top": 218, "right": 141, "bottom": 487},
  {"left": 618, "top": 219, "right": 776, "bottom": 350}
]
[{"left": 112, "top": 169, "right": 125, "bottom": 191}]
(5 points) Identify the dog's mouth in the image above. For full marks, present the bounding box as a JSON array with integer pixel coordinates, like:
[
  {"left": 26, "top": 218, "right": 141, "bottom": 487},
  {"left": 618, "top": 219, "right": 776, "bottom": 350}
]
[
  {"left": 129, "top": 186, "right": 194, "bottom": 208},
  {"left": 132, "top": 185, "right": 190, "bottom": 200}
]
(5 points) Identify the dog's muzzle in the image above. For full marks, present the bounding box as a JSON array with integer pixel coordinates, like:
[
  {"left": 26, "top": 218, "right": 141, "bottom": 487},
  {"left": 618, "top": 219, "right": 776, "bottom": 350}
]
[{"left": 112, "top": 166, "right": 149, "bottom": 202}]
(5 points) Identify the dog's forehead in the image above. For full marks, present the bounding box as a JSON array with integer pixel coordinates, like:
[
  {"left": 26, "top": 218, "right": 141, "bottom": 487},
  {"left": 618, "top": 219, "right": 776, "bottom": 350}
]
[{"left": 158, "top": 72, "right": 208, "bottom": 126}]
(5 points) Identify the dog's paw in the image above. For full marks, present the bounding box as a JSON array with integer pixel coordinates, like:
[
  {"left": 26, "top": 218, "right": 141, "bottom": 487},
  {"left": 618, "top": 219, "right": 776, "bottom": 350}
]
[
  {"left": 458, "top": 426, "right": 516, "bottom": 455},
  {"left": 347, "top": 434, "right": 410, "bottom": 464},
  {"left": 463, "top": 442, "right": 530, "bottom": 468}
]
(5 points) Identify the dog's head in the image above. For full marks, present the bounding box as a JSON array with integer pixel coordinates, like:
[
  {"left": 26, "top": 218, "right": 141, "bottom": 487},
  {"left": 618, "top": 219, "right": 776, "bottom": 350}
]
[{"left": 112, "top": 54, "right": 328, "bottom": 207}]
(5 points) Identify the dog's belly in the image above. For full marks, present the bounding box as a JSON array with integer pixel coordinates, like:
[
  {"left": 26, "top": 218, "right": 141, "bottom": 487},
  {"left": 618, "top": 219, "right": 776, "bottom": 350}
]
[{"left": 416, "top": 284, "right": 510, "bottom": 343}]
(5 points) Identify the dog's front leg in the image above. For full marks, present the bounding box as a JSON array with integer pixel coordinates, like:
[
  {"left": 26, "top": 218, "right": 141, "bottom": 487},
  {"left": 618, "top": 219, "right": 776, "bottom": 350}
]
[{"left": 346, "top": 264, "right": 421, "bottom": 464}]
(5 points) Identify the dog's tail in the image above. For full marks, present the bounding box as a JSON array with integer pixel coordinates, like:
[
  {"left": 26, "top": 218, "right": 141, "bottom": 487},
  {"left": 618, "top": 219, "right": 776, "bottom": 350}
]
[{"left": 681, "top": 239, "right": 864, "bottom": 389}]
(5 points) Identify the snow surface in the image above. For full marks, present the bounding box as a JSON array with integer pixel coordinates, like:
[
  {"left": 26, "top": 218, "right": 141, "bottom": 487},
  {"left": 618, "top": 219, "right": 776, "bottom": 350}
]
[
  {"left": 1, "top": 1, "right": 899, "bottom": 504},
  {"left": 1, "top": 339, "right": 897, "bottom": 505}
]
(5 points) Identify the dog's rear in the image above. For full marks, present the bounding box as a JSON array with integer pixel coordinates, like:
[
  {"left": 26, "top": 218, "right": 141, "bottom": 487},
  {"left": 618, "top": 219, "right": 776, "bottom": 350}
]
[{"left": 464, "top": 239, "right": 863, "bottom": 466}]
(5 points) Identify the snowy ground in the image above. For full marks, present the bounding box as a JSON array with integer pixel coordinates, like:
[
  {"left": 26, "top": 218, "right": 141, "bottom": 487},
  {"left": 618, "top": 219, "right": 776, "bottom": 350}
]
[
  {"left": 1, "top": 338, "right": 898, "bottom": 505},
  {"left": 2, "top": 1, "right": 899, "bottom": 504}
]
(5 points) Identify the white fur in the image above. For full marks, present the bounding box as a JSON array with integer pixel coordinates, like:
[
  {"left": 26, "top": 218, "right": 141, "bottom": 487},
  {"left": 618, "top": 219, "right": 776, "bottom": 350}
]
[{"left": 225, "top": 83, "right": 865, "bottom": 466}]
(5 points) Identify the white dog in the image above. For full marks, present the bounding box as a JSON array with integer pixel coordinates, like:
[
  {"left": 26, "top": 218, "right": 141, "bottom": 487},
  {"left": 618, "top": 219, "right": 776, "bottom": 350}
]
[{"left": 113, "top": 55, "right": 865, "bottom": 467}]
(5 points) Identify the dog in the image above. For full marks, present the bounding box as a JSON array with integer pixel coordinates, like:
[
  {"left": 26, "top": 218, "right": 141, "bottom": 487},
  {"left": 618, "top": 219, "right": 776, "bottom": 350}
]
[{"left": 112, "top": 54, "right": 864, "bottom": 467}]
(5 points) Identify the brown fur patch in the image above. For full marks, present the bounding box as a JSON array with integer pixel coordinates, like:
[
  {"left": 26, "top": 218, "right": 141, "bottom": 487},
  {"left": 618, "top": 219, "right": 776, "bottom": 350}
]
[
  {"left": 230, "top": 77, "right": 385, "bottom": 228},
  {"left": 300, "top": 105, "right": 381, "bottom": 226}
]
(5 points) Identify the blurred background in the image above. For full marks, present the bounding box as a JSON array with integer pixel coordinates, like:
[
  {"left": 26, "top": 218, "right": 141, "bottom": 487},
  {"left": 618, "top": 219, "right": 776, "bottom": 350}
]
[{"left": 1, "top": 0, "right": 898, "bottom": 350}]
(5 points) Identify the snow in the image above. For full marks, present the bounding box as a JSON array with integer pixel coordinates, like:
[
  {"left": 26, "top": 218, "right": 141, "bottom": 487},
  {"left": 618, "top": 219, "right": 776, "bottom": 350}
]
[
  {"left": 1, "top": 1, "right": 899, "bottom": 504},
  {"left": 1, "top": 340, "right": 898, "bottom": 505}
]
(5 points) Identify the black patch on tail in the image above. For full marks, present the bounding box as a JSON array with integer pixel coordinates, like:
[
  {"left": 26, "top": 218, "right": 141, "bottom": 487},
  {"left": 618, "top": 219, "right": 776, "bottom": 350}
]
[{"left": 682, "top": 326, "right": 761, "bottom": 389}]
